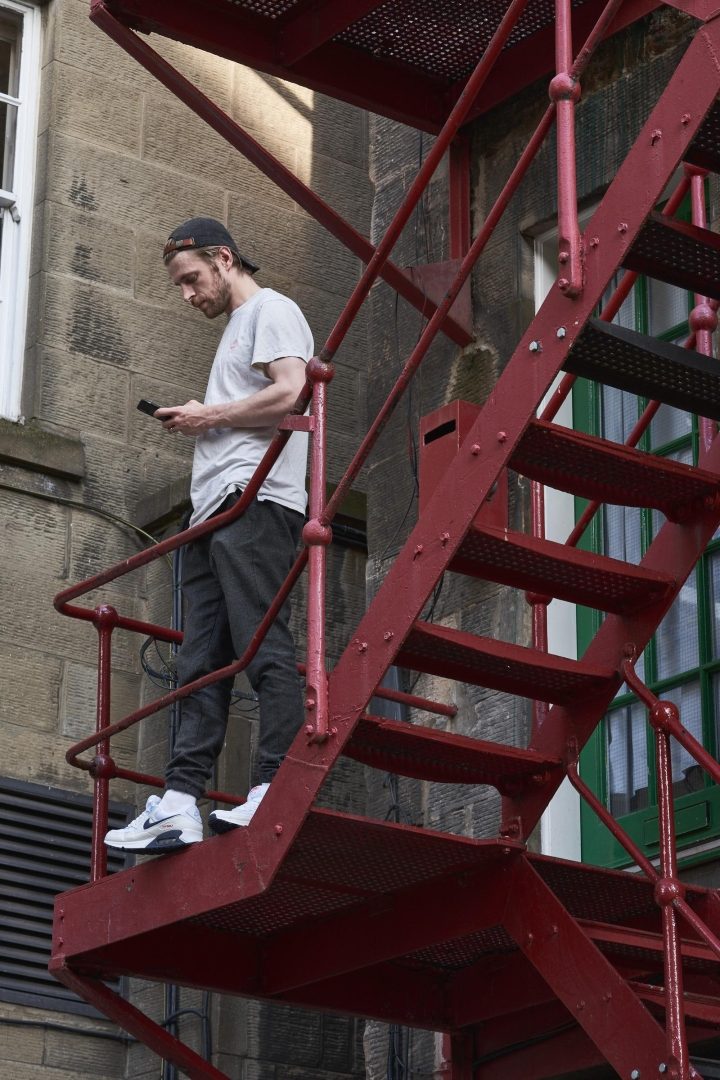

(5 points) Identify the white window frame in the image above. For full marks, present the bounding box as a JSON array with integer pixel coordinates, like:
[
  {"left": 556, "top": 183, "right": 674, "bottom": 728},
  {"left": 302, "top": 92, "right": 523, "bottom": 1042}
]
[{"left": 0, "top": 0, "right": 41, "bottom": 422}]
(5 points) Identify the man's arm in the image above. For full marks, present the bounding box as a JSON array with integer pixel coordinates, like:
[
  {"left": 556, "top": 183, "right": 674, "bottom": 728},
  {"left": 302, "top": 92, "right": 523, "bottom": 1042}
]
[{"left": 156, "top": 355, "right": 308, "bottom": 436}]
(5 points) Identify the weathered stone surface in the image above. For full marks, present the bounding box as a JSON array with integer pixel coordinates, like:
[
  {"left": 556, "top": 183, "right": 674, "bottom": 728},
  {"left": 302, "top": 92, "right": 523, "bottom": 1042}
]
[
  {"left": 46, "top": 60, "right": 143, "bottom": 155},
  {"left": 0, "top": 643, "right": 62, "bottom": 732},
  {"left": 44, "top": 203, "right": 135, "bottom": 293},
  {"left": 0, "top": 417, "right": 85, "bottom": 479},
  {"left": 47, "top": 131, "right": 226, "bottom": 235},
  {"left": 39, "top": 346, "right": 130, "bottom": 438},
  {"left": 43, "top": 1028, "right": 125, "bottom": 1075}
]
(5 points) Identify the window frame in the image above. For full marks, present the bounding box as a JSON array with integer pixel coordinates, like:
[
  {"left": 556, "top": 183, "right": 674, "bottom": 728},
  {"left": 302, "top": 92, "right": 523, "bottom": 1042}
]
[
  {"left": 0, "top": 0, "right": 41, "bottom": 422},
  {"left": 571, "top": 193, "right": 720, "bottom": 870}
]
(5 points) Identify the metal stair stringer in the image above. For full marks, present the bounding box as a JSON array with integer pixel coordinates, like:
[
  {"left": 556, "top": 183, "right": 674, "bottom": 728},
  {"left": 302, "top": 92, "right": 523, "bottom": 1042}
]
[{"left": 324, "top": 17, "right": 720, "bottom": 800}]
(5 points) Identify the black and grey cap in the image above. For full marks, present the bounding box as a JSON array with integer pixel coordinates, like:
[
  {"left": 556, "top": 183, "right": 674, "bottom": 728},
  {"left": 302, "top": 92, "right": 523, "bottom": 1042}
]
[{"left": 162, "top": 217, "right": 259, "bottom": 273}]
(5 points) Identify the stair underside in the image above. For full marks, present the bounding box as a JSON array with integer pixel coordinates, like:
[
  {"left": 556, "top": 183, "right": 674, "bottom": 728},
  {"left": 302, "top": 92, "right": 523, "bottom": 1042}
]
[
  {"left": 513, "top": 420, "right": 720, "bottom": 520},
  {"left": 624, "top": 212, "right": 720, "bottom": 302},
  {"left": 55, "top": 811, "right": 720, "bottom": 1030},
  {"left": 451, "top": 521, "right": 674, "bottom": 614},
  {"left": 344, "top": 713, "right": 563, "bottom": 789},
  {"left": 565, "top": 318, "right": 720, "bottom": 423}
]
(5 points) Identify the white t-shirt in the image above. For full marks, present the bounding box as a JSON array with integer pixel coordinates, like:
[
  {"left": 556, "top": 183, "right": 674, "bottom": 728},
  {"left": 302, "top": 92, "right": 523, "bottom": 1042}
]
[{"left": 189, "top": 289, "right": 314, "bottom": 525}]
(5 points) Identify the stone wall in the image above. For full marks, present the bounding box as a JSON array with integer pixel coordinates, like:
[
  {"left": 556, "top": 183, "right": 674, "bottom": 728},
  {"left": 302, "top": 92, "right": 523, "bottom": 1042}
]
[{"left": 2, "top": 0, "right": 371, "bottom": 1075}]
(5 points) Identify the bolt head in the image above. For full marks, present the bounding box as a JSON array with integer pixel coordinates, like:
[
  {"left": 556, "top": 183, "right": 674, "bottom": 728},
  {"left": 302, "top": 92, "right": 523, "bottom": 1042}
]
[
  {"left": 631, "top": 1070, "right": 641, "bottom": 1079},
  {"left": 556, "top": 327, "right": 566, "bottom": 339},
  {"left": 659, "top": 1066, "right": 667, "bottom": 1075},
  {"left": 274, "top": 824, "right": 283, "bottom": 835},
  {"left": 471, "top": 443, "right": 481, "bottom": 455},
  {"left": 529, "top": 340, "right": 540, "bottom": 352},
  {"left": 618, "top": 222, "right": 628, "bottom": 233}
]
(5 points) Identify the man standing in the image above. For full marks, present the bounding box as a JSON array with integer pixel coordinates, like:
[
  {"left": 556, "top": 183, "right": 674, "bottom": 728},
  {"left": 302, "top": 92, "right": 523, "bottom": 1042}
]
[{"left": 105, "top": 218, "right": 313, "bottom": 852}]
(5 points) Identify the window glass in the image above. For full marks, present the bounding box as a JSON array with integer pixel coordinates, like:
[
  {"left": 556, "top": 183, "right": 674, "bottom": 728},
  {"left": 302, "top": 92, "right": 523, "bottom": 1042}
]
[
  {"left": 0, "top": 1, "right": 40, "bottom": 421},
  {"left": 648, "top": 277, "right": 691, "bottom": 336},
  {"left": 606, "top": 700, "right": 649, "bottom": 816},
  {"left": 0, "top": 11, "right": 20, "bottom": 192},
  {"left": 655, "top": 572, "right": 700, "bottom": 680}
]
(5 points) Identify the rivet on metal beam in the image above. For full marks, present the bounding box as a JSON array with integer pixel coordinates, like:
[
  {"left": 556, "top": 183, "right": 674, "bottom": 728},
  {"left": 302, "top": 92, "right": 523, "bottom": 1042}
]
[
  {"left": 556, "top": 327, "right": 566, "bottom": 339},
  {"left": 630, "top": 1070, "right": 641, "bottom": 1079},
  {"left": 528, "top": 340, "right": 541, "bottom": 353}
]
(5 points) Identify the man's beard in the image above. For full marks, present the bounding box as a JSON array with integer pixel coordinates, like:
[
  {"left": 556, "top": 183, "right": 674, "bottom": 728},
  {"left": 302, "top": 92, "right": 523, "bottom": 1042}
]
[{"left": 202, "top": 278, "right": 232, "bottom": 318}]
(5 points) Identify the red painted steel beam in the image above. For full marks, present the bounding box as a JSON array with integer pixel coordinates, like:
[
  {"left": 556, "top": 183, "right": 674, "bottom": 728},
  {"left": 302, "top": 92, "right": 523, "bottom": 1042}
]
[
  {"left": 97, "top": 0, "right": 450, "bottom": 132},
  {"left": 90, "top": 3, "right": 472, "bottom": 349},
  {"left": 461, "top": 0, "right": 660, "bottom": 122},
  {"left": 271, "top": 961, "right": 450, "bottom": 1030},
  {"left": 58, "top": 924, "right": 262, "bottom": 995},
  {"left": 278, "top": 0, "right": 388, "bottom": 66},
  {"left": 51, "top": 963, "right": 229, "bottom": 1080},
  {"left": 502, "top": 858, "right": 671, "bottom": 1078},
  {"left": 53, "top": 829, "right": 267, "bottom": 960},
  {"left": 473, "top": 1019, "right": 605, "bottom": 1080},
  {"left": 260, "top": 849, "right": 513, "bottom": 995}
]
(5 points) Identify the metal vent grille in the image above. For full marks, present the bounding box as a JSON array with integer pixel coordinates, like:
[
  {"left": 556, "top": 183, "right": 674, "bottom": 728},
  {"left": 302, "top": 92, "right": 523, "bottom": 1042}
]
[{"left": 0, "top": 777, "right": 129, "bottom": 1015}]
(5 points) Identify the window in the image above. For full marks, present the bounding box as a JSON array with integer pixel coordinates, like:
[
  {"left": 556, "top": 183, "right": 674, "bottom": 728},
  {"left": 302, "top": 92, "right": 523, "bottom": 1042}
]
[
  {"left": 0, "top": 777, "right": 129, "bottom": 1015},
  {"left": 0, "top": 0, "right": 41, "bottom": 421},
  {"left": 574, "top": 198, "right": 720, "bottom": 869}
]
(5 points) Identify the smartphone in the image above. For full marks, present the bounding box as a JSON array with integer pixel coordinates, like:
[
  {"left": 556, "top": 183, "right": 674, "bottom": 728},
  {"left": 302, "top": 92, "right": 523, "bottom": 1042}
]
[{"left": 137, "top": 399, "right": 164, "bottom": 418}]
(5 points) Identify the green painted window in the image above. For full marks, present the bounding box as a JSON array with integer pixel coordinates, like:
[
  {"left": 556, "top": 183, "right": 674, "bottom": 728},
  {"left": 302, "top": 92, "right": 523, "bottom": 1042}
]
[{"left": 577, "top": 236, "right": 720, "bottom": 869}]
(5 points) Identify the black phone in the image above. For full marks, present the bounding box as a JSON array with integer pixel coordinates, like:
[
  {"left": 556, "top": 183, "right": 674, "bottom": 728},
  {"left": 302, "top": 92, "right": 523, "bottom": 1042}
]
[{"left": 137, "top": 399, "right": 164, "bottom": 418}]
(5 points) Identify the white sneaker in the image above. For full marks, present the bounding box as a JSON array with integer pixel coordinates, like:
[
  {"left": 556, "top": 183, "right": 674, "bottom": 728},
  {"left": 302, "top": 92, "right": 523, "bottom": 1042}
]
[
  {"left": 104, "top": 795, "right": 203, "bottom": 852},
  {"left": 209, "top": 784, "right": 270, "bottom": 834}
]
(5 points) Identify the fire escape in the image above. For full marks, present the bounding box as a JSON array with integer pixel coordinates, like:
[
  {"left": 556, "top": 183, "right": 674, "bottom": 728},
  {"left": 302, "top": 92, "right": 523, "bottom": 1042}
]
[{"left": 50, "top": 0, "right": 720, "bottom": 1076}]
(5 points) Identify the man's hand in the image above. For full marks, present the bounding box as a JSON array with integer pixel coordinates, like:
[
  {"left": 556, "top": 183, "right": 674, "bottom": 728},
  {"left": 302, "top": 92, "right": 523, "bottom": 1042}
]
[
  {"left": 156, "top": 401, "right": 209, "bottom": 436},
  {"left": 158, "top": 358, "right": 309, "bottom": 439}
]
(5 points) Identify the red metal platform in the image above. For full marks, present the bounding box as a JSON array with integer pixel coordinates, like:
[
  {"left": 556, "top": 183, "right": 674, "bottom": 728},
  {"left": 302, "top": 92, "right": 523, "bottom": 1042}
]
[{"left": 49, "top": 1, "right": 720, "bottom": 1076}]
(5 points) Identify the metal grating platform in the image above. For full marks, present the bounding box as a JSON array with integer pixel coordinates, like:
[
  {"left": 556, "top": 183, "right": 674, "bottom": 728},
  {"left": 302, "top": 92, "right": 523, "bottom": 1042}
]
[
  {"left": 452, "top": 522, "right": 674, "bottom": 614},
  {"left": 398, "top": 621, "right": 615, "bottom": 704},
  {"left": 344, "top": 712, "right": 563, "bottom": 789},
  {"left": 97, "top": 0, "right": 661, "bottom": 129},
  {"left": 623, "top": 213, "right": 720, "bottom": 303},
  {"left": 565, "top": 318, "right": 720, "bottom": 421},
  {"left": 512, "top": 420, "right": 720, "bottom": 521},
  {"left": 686, "top": 97, "right": 720, "bottom": 173}
]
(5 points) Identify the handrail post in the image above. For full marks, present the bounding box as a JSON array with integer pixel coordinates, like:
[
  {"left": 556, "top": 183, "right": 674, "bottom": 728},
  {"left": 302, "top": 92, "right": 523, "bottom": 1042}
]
[
  {"left": 551, "top": 0, "right": 583, "bottom": 298},
  {"left": 623, "top": 658, "right": 691, "bottom": 1078},
  {"left": 303, "top": 358, "right": 334, "bottom": 742},
  {"left": 90, "top": 604, "right": 118, "bottom": 881},
  {"left": 686, "top": 164, "right": 718, "bottom": 457}
]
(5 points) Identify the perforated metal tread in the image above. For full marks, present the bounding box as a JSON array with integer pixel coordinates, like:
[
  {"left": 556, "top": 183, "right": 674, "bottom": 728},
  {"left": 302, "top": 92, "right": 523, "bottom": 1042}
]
[
  {"left": 565, "top": 318, "right": 720, "bottom": 421},
  {"left": 686, "top": 97, "right": 720, "bottom": 173},
  {"left": 397, "top": 620, "right": 615, "bottom": 704},
  {"left": 452, "top": 521, "right": 674, "bottom": 614},
  {"left": 513, "top": 420, "right": 720, "bottom": 521},
  {"left": 623, "top": 212, "right": 720, "bottom": 302},
  {"left": 344, "top": 712, "right": 563, "bottom": 789}
]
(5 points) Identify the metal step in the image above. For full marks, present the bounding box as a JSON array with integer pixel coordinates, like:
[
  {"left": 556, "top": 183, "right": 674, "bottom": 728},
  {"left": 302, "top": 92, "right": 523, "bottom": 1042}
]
[
  {"left": 344, "top": 712, "right": 563, "bottom": 790},
  {"left": 686, "top": 97, "right": 720, "bottom": 173},
  {"left": 396, "top": 622, "right": 615, "bottom": 705},
  {"left": 512, "top": 420, "right": 720, "bottom": 522},
  {"left": 564, "top": 318, "right": 720, "bottom": 422},
  {"left": 451, "top": 521, "right": 674, "bottom": 615},
  {"left": 623, "top": 211, "right": 720, "bottom": 301}
]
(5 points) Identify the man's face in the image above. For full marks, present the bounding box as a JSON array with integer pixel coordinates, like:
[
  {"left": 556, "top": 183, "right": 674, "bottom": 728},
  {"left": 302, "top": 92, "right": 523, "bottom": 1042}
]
[{"left": 166, "top": 249, "right": 233, "bottom": 318}]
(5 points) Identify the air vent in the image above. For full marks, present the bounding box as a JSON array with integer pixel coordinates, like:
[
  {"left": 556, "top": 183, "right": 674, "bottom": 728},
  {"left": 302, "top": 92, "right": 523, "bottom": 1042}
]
[{"left": 0, "top": 777, "right": 129, "bottom": 1015}]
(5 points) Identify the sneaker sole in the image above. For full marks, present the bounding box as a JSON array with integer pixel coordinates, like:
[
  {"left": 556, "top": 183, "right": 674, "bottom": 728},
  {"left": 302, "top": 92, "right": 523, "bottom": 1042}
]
[
  {"left": 208, "top": 815, "right": 252, "bottom": 835},
  {"left": 104, "top": 830, "right": 203, "bottom": 852}
]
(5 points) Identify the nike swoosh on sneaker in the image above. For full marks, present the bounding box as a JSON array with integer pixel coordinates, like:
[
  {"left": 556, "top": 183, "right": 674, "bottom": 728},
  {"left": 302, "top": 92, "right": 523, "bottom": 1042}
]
[{"left": 144, "top": 813, "right": 182, "bottom": 830}]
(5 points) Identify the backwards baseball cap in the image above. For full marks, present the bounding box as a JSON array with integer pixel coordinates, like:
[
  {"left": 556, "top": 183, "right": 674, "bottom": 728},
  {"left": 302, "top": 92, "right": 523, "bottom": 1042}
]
[{"left": 162, "top": 217, "right": 259, "bottom": 273}]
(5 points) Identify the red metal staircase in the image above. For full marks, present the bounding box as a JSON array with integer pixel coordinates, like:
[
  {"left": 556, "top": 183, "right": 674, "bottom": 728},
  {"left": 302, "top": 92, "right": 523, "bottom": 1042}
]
[{"left": 50, "top": 1, "right": 720, "bottom": 1077}]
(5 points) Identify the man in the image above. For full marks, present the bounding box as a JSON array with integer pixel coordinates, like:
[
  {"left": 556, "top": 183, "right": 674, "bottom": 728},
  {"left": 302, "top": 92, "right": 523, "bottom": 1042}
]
[{"left": 105, "top": 218, "right": 313, "bottom": 852}]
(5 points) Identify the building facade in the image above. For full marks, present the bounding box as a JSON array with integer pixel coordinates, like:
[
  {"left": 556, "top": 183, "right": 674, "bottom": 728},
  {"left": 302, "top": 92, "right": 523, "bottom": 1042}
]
[{"left": 2, "top": 0, "right": 719, "bottom": 1077}]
